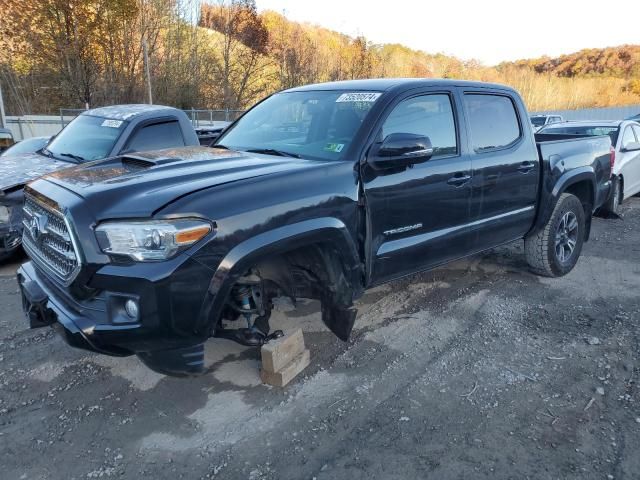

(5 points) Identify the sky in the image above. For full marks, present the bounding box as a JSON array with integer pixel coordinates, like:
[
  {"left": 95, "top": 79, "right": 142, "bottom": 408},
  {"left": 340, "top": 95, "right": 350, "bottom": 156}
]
[{"left": 255, "top": 0, "right": 640, "bottom": 66}]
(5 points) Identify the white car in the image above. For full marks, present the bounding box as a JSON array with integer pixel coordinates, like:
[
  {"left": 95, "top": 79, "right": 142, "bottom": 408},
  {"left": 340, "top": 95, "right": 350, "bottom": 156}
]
[{"left": 539, "top": 120, "right": 640, "bottom": 214}]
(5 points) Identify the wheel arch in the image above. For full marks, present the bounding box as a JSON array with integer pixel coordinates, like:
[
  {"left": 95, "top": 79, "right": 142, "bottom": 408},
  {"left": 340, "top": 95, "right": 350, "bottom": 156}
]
[
  {"left": 196, "top": 217, "right": 363, "bottom": 338},
  {"left": 532, "top": 168, "right": 596, "bottom": 238}
]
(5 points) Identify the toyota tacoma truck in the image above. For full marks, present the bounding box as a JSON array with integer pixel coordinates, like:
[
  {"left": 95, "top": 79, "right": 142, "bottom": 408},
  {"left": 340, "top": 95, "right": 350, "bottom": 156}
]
[
  {"left": 0, "top": 104, "right": 199, "bottom": 261},
  {"left": 18, "top": 79, "right": 612, "bottom": 376}
]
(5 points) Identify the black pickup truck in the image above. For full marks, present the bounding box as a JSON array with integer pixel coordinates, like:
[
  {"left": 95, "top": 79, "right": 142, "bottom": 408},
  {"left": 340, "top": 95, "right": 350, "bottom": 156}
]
[
  {"left": 18, "top": 79, "right": 612, "bottom": 376},
  {"left": 0, "top": 105, "right": 199, "bottom": 261}
]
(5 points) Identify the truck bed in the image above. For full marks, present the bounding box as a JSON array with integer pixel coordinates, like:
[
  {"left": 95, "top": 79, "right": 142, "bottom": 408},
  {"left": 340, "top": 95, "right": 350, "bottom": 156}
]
[{"left": 534, "top": 132, "right": 612, "bottom": 222}]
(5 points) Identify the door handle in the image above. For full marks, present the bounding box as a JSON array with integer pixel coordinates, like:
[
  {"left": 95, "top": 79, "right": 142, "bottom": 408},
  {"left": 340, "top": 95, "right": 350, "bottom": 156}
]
[
  {"left": 447, "top": 173, "right": 471, "bottom": 187},
  {"left": 518, "top": 161, "right": 536, "bottom": 173}
]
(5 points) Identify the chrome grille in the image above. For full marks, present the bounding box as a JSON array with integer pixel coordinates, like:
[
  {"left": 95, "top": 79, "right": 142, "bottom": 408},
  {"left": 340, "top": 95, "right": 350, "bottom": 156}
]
[{"left": 22, "top": 193, "right": 80, "bottom": 283}]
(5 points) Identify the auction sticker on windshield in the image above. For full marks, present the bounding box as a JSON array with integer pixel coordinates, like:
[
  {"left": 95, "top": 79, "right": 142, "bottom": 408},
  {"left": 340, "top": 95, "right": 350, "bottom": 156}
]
[
  {"left": 336, "top": 92, "right": 381, "bottom": 103},
  {"left": 101, "top": 119, "right": 124, "bottom": 128},
  {"left": 324, "top": 143, "right": 345, "bottom": 153}
]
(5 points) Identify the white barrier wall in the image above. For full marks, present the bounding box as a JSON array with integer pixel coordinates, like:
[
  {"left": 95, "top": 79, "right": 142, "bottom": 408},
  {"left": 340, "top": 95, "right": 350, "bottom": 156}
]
[
  {"left": 6, "top": 116, "right": 70, "bottom": 140},
  {"left": 532, "top": 104, "right": 640, "bottom": 122}
]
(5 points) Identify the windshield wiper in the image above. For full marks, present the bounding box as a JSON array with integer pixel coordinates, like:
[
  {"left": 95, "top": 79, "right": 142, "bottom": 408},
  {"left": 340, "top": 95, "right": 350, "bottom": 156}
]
[
  {"left": 58, "top": 152, "right": 86, "bottom": 162},
  {"left": 245, "top": 148, "right": 300, "bottom": 159}
]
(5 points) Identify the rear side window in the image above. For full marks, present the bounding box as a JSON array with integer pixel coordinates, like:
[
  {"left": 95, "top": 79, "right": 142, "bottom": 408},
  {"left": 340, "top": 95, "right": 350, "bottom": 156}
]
[
  {"left": 633, "top": 125, "right": 640, "bottom": 142},
  {"left": 381, "top": 94, "right": 457, "bottom": 157},
  {"left": 126, "top": 121, "right": 185, "bottom": 152},
  {"left": 464, "top": 94, "right": 521, "bottom": 151}
]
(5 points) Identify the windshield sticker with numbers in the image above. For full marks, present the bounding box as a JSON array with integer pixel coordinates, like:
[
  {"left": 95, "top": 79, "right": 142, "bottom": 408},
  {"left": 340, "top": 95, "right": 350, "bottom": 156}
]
[
  {"left": 101, "top": 119, "right": 124, "bottom": 128},
  {"left": 335, "top": 92, "right": 381, "bottom": 103}
]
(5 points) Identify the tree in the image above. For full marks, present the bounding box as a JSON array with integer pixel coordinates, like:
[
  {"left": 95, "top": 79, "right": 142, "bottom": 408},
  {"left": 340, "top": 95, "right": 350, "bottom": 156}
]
[
  {"left": 199, "top": 0, "right": 271, "bottom": 109},
  {"left": 2, "top": 0, "right": 109, "bottom": 106}
]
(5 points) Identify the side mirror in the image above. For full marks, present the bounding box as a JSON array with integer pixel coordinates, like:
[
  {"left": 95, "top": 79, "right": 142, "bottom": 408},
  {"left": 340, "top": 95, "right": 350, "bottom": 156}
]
[
  {"left": 622, "top": 141, "right": 640, "bottom": 152},
  {"left": 369, "top": 133, "right": 433, "bottom": 170}
]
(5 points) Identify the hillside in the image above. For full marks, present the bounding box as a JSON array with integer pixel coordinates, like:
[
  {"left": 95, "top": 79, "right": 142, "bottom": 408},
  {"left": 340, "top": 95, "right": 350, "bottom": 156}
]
[
  {"left": 508, "top": 45, "right": 640, "bottom": 79},
  {"left": 1, "top": 0, "right": 639, "bottom": 114}
]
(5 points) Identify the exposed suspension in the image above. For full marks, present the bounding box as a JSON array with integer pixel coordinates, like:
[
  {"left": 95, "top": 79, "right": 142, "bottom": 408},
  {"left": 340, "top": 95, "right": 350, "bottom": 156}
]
[{"left": 215, "top": 274, "right": 283, "bottom": 346}]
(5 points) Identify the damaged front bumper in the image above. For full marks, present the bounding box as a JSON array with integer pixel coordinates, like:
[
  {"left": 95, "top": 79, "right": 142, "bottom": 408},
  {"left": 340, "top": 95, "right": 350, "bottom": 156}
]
[
  {"left": 17, "top": 259, "right": 213, "bottom": 376},
  {"left": 17, "top": 261, "right": 132, "bottom": 356}
]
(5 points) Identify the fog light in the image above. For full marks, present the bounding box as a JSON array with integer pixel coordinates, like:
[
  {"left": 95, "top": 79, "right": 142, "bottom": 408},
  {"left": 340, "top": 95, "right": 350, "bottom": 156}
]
[{"left": 124, "top": 299, "right": 139, "bottom": 320}]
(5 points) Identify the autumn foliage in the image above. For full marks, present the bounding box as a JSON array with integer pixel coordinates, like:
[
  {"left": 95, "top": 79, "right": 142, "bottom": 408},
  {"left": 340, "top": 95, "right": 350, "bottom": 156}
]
[{"left": 0, "top": 0, "right": 639, "bottom": 114}]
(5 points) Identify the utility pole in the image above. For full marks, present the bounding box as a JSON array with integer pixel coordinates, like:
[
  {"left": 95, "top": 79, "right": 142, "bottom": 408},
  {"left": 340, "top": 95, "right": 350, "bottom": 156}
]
[
  {"left": 0, "top": 81, "right": 6, "bottom": 129},
  {"left": 143, "top": 38, "right": 153, "bottom": 105}
]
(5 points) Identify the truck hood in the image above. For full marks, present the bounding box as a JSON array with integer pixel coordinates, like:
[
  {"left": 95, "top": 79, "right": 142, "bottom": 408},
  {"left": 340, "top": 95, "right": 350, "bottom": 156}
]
[
  {"left": 43, "top": 146, "right": 332, "bottom": 218},
  {"left": 0, "top": 151, "right": 70, "bottom": 193}
]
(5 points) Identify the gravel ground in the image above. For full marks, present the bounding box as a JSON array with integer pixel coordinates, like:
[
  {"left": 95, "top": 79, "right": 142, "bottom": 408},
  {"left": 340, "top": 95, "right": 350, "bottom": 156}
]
[{"left": 1, "top": 199, "right": 639, "bottom": 480}]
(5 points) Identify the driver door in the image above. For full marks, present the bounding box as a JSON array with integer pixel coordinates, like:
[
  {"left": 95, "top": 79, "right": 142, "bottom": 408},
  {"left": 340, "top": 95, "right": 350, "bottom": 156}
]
[{"left": 362, "top": 89, "right": 473, "bottom": 285}]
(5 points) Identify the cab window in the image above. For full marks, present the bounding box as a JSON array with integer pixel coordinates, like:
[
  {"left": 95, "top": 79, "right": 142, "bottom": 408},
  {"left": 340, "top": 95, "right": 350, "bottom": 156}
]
[
  {"left": 126, "top": 121, "right": 185, "bottom": 152},
  {"left": 464, "top": 94, "right": 521, "bottom": 151},
  {"left": 381, "top": 94, "right": 457, "bottom": 158}
]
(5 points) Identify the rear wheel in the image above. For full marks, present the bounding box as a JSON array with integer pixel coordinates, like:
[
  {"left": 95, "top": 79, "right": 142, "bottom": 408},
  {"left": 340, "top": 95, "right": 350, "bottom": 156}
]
[{"left": 525, "top": 193, "right": 586, "bottom": 277}]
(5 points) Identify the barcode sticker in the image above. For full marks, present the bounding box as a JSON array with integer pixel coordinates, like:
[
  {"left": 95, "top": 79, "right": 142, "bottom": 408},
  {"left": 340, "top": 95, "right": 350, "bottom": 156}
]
[
  {"left": 101, "top": 119, "right": 123, "bottom": 128},
  {"left": 336, "top": 92, "right": 381, "bottom": 103}
]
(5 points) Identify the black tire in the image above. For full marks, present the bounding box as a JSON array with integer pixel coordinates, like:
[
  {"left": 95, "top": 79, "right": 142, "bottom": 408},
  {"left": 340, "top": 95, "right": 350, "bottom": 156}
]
[
  {"left": 602, "top": 175, "right": 621, "bottom": 215},
  {"left": 525, "top": 193, "right": 586, "bottom": 277}
]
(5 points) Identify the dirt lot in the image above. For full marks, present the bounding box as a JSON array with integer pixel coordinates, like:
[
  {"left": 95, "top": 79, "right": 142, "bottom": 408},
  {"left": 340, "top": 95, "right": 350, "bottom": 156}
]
[{"left": 1, "top": 199, "right": 639, "bottom": 480}]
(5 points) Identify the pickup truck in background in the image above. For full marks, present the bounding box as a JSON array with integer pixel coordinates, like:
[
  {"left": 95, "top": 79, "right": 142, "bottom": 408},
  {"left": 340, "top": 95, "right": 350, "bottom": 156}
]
[
  {"left": 18, "top": 79, "right": 612, "bottom": 376},
  {"left": 195, "top": 123, "right": 231, "bottom": 146},
  {"left": 530, "top": 114, "right": 564, "bottom": 132},
  {"left": 0, "top": 104, "right": 199, "bottom": 260}
]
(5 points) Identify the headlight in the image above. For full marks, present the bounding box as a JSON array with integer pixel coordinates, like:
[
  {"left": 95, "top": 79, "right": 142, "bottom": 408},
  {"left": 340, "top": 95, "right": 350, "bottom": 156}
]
[
  {"left": 95, "top": 218, "right": 212, "bottom": 261},
  {"left": 0, "top": 206, "right": 9, "bottom": 224}
]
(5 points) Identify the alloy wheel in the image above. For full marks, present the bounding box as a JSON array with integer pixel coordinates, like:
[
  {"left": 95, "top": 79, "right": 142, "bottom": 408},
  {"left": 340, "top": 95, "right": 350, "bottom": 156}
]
[{"left": 555, "top": 211, "right": 578, "bottom": 264}]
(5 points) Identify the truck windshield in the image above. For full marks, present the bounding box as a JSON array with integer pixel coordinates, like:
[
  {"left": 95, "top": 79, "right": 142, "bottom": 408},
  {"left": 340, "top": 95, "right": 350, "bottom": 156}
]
[
  {"left": 530, "top": 116, "right": 547, "bottom": 127},
  {"left": 540, "top": 125, "right": 619, "bottom": 145},
  {"left": 216, "top": 91, "right": 381, "bottom": 161},
  {"left": 44, "top": 115, "right": 128, "bottom": 162}
]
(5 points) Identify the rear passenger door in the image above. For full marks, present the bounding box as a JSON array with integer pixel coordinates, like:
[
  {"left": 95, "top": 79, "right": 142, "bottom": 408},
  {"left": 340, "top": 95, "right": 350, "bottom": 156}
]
[{"left": 461, "top": 91, "right": 540, "bottom": 252}]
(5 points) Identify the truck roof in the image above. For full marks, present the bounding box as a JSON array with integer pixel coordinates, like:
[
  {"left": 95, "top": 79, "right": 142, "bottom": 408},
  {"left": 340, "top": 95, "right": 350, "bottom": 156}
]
[
  {"left": 286, "top": 78, "right": 515, "bottom": 93},
  {"left": 81, "top": 104, "right": 182, "bottom": 121}
]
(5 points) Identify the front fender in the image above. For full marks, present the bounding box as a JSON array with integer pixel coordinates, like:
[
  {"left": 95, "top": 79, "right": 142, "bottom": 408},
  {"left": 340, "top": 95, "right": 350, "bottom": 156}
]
[{"left": 196, "top": 217, "right": 362, "bottom": 335}]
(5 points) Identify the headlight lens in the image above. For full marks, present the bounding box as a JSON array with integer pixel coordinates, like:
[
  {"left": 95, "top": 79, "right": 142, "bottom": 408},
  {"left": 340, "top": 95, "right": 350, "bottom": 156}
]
[
  {"left": 0, "top": 206, "right": 9, "bottom": 224},
  {"left": 95, "top": 218, "right": 212, "bottom": 261}
]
